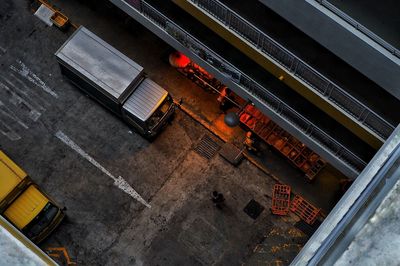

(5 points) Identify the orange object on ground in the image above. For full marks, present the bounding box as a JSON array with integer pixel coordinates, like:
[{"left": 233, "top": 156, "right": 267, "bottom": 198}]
[
  {"left": 169, "top": 51, "right": 191, "bottom": 68},
  {"left": 290, "top": 195, "right": 321, "bottom": 224},
  {"left": 271, "top": 184, "right": 291, "bottom": 215},
  {"left": 51, "top": 11, "right": 69, "bottom": 28}
]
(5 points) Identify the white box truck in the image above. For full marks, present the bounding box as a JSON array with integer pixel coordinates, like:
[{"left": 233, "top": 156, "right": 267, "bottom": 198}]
[{"left": 55, "top": 26, "right": 176, "bottom": 139}]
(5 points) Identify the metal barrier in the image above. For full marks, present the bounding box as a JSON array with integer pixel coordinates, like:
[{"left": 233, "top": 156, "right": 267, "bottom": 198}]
[
  {"left": 126, "top": 0, "right": 367, "bottom": 173},
  {"left": 188, "top": 0, "right": 395, "bottom": 140},
  {"left": 315, "top": 0, "right": 400, "bottom": 59}
]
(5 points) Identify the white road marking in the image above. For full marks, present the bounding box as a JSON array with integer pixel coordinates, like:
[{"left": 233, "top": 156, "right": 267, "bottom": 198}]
[
  {"left": 1, "top": 77, "right": 27, "bottom": 95},
  {"left": 10, "top": 60, "right": 58, "bottom": 98},
  {"left": 1, "top": 77, "right": 46, "bottom": 112},
  {"left": 0, "top": 100, "right": 29, "bottom": 129},
  {"left": 55, "top": 131, "right": 151, "bottom": 208},
  {"left": 0, "top": 46, "right": 5, "bottom": 55},
  {"left": 0, "top": 119, "right": 20, "bottom": 141},
  {"left": 0, "top": 82, "right": 41, "bottom": 121},
  {"left": 10, "top": 73, "right": 51, "bottom": 107}
]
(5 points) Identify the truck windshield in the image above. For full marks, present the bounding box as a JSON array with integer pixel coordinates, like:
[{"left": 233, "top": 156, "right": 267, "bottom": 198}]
[
  {"left": 147, "top": 96, "right": 172, "bottom": 129},
  {"left": 22, "top": 202, "right": 59, "bottom": 240}
]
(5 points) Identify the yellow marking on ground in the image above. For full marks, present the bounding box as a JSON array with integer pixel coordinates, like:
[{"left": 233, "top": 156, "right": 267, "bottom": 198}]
[
  {"left": 273, "top": 260, "right": 284, "bottom": 266},
  {"left": 268, "top": 228, "right": 281, "bottom": 236},
  {"left": 270, "top": 243, "right": 303, "bottom": 254},
  {"left": 287, "top": 228, "right": 306, "bottom": 238}
]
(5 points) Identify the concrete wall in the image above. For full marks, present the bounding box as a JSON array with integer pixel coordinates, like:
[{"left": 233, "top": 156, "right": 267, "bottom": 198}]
[
  {"left": 259, "top": 0, "right": 400, "bottom": 101},
  {"left": 0, "top": 216, "right": 57, "bottom": 266},
  {"left": 291, "top": 125, "right": 400, "bottom": 265}
]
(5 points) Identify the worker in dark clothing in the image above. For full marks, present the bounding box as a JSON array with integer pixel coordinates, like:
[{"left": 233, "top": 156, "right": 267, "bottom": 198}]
[
  {"left": 212, "top": 191, "right": 225, "bottom": 209},
  {"left": 217, "top": 87, "right": 234, "bottom": 114}
]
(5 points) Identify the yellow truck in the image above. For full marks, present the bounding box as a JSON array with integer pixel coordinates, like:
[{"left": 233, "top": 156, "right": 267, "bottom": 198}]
[{"left": 0, "top": 150, "right": 65, "bottom": 243}]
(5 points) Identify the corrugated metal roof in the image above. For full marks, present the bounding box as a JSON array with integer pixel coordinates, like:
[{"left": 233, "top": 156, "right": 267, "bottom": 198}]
[
  {"left": 122, "top": 78, "right": 168, "bottom": 122},
  {"left": 55, "top": 26, "right": 144, "bottom": 101}
]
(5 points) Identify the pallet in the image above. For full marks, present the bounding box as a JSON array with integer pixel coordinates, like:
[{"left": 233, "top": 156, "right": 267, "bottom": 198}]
[
  {"left": 290, "top": 195, "right": 321, "bottom": 225},
  {"left": 271, "top": 184, "right": 291, "bottom": 215}
]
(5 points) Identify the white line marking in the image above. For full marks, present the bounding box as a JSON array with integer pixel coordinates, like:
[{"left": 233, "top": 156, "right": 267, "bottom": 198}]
[
  {"left": 1, "top": 76, "right": 46, "bottom": 112},
  {"left": 0, "top": 46, "right": 6, "bottom": 54},
  {"left": 2, "top": 77, "right": 28, "bottom": 95},
  {"left": 0, "top": 119, "right": 20, "bottom": 141},
  {"left": 0, "top": 100, "right": 29, "bottom": 129},
  {"left": 10, "top": 60, "right": 58, "bottom": 98},
  {"left": 55, "top": 131, "right": 151, "bottom": 208},
  {"left": 0, "top": 82, "right": 41, "bottom": 121},
  {"left": 9, "top": 73, "right": 51, "bottom": 107}
]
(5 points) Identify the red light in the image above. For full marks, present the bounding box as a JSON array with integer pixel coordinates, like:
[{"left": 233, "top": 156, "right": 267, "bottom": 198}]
[{"left": 169, "top": 51, "right": 191, "bottom": 68}]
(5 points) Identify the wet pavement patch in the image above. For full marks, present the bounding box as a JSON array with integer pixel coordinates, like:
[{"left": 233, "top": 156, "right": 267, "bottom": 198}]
[{"left": 243, "top": 199, "right": 264, "bottom": 219}]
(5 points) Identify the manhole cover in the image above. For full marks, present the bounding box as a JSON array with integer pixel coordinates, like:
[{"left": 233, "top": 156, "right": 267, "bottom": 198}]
[
  {"left": 194, "top": 135, "right": 220, "bottom": 159},
  {"left": 243, "top": 199, "right": 264, "bottom": 219}
]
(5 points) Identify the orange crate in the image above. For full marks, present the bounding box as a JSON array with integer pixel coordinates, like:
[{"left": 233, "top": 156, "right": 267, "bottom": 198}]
[
  {"left": 290, "top": 195, "right": 321, "bottom": 224},
  {"left": 271, "top": 184, "right": 291, "bottom": 215},
  {"left": 51, "top": 11, "right": 69, "bottom": 29}
]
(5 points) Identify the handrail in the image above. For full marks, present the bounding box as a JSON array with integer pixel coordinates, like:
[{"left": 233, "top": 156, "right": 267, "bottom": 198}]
[
  {"left": 188, "top": 0, "right": 395, "bottom": 140},
  {"left": 315, "top": 0, "right": 400, "bottom": 59},
  {"left": 124, "top": 0, "right": 367, "bottom": 173}
]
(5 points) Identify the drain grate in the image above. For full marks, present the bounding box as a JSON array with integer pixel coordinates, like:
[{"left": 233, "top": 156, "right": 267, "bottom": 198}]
[
  {"left": 243, "top": 199, "right": 265, "bottom": 220},
  {"left": 194, "top": 135, "right": 221, "bottom": 159}
]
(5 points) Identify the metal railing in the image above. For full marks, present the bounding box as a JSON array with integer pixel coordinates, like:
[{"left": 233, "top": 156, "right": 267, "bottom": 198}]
[
  {"left": 188, "top": 0, "right": 395, "bottom": 140},
  {"left": 315, "top": 0, "right": 400, "bottom": 59},
  {"left": 125, "top": 0, "right": 367, "bottom": 173}
]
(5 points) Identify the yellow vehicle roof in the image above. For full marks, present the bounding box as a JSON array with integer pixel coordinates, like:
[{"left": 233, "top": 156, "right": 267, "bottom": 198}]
[
  {"left": 4, "top": 185, "right": 49, "bottom": 229},
  {"left": 0, "top": 150, "right": 28, "bottom": 201}
]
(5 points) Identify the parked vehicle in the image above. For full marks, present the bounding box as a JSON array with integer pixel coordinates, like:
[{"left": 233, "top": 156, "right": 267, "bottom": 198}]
[
  {"left": 55, "top": 26, "right": 176, "bottom": 139},
  {"left": 0, "top": 150, "right": 65, "bottom": 244}
]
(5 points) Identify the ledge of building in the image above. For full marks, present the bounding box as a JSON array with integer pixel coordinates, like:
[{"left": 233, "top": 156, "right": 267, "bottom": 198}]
[{"left": 259, "top": 0, "right": 400, "bottom": 101}]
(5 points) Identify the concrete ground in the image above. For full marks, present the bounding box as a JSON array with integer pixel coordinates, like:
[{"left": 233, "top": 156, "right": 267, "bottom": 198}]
[{"left": 0, "top": 1, "right": 308, "bottom": 265}]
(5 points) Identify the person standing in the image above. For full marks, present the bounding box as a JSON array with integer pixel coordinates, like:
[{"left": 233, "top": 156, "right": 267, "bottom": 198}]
[
  {"left": 244, "top": 131, "right": 256, "bottom": 152},
  {"left": 217, "top": 86, "right": 233, "bottom": 114},
  {"left": 212, "top": 191, "right": 225, "bottom": 209}
]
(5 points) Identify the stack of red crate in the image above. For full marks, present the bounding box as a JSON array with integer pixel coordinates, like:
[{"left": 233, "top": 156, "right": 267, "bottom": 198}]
[
  {"left": 270, "top": 184, "right": 321, "bottom": 225},
  {"left": 271, "top": 184, "right": 291, "bottom": 215}
]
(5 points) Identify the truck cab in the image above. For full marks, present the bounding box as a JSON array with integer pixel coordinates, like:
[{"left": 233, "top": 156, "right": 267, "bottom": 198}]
[
  {"left": 0, "top": 150, "right": 65, "bottom": 243},
  {"left": 122, "top": 79, "right": 175, "bottom": 138}
]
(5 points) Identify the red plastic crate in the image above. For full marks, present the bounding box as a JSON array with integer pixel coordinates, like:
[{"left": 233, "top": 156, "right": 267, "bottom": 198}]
[
  {"left": 290, "top": 195, "right": 321, "bottom": 224},
  {"left": 271, "top": 184, "right": 291, "bottom": 215}
]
